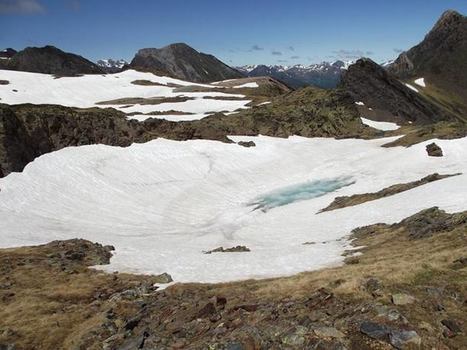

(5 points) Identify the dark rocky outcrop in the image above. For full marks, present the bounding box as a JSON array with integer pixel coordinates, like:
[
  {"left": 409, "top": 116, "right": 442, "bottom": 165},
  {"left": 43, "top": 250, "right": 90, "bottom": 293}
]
[
  {"left": 395, "top": 207, "right": 466, "bottom": 239},
  {"left": 128, "top": 43, "right": 244, "bottom": 83},
  {"left": 426, "top": 142, "right": 443, "bottom": 157},
  {"left": 0, "top": 105, "right": 139, "bottom": 176},
  {"left": 1, "top": 46, "right": 104, "bottom": 76},
  {"left": 341, "top": 58, "right": 456, "bottom": 124}
]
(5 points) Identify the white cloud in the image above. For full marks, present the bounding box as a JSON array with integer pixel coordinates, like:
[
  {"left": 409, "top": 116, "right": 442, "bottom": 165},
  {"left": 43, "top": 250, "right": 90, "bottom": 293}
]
[{"left": 0, "top": 0, "right": 45, "bottom": 14}]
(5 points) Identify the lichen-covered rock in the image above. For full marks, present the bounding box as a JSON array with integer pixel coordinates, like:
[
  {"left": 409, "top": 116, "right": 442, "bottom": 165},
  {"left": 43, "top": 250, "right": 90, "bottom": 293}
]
[{"left": 390, "top": 330, "right": 421, "bottom": 349}]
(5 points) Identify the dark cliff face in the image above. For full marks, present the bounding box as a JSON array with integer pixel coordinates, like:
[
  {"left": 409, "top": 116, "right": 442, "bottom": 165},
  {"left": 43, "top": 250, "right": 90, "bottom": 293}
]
[
  {"left": 0, "top": 105, "right": 137, "bottom": 176},
  {"left": 340, "top": 58, "right": 456, "bottom": 124},
  {"left": 129, "top": 43, "right": 244, "bottom": 83},
  {"left": 2, "top": 46, "right": 105, "bottom": 76},
  {"left": 389, "top": 10, "right": 467, "bottom": 99}
]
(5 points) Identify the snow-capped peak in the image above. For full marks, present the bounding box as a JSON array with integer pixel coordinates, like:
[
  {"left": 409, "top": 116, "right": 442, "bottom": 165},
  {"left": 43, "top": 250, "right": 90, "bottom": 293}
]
[{"left": 96, "top": 58, "right": 128, "bottom": 69}]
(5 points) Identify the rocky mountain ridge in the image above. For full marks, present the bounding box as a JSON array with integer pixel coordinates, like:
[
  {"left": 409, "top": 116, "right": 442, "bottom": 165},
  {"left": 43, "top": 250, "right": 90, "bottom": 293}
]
[
  {"left": 388, "top": 10, "right": 467, "bottom": 116},
  {"left": 0, "top": 45, "right": 105, "bottom": 76},
  {"left": 128, "top": 43, "right": 244, "bottom": 83}
]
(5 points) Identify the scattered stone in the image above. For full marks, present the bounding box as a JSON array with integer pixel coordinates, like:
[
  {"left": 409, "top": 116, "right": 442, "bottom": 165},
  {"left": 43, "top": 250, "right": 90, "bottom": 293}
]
[
  {"left": 426, "top": 142, "right": 443, "bottom": 157},
  {"left": 313, "top": 326, "right": 345, "bottom": 338},
  {"left": 231, "top": 304, "right": 258, "bottom": 312},
  {"left": 360, "top": 321, "right": 391, "bottom": 341},
  {"left": 153, "top": 272, "right": 173, "bottom": 284},
  {"left": 196, "top": 302, "right": 217, "bottom": 319},
  {"left": 282, "top": 332, "right": 306, "bottom": 347},
  {"left": 0, "top": 344, "right": 16, "bottom": 350},
  {"left": 443, "top": 328, "right": 456, "bottom": 338},
  {"left": 389, "top": 330, "right": 421, "bottom": 349},
  {"left": 345, "top": 256, "right": 360, "bottom": 264},
  {"left": 203, "top": 246, "right": 250, "bottom": 254},
  {"left": 451, "top": 256, "right": 467, "bottom": 269},
  {"left": 392, "top": 293, "right": 415, "bottom": 305},
  {"left": 123, "top": 316, "right": 141, "bottom": 331},
  {"left": 313, "top": 340, "right": 347, "bottom": 350},
  {"left": 237, "top": 141, "right": 256, "bottom": 148},
  {"left": 216, "top": 296, "right": 227, "bottom": 309},
  {"left": 374, "top": 305, "right": 403, "bottom": 321},
  {"left": 225, "top": 341, "right": 244, "bottom": 350},
  {"left": 441, "top": 319, "right": 462, "bottom": 334},
  {"left": 363, "top": 277, "right": 382, "bottom": 292}
]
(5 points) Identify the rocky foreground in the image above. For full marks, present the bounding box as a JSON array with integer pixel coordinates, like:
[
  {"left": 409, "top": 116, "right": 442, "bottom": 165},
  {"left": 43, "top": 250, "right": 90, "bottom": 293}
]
[{"left": 0, "top": 207, "right": 465, "bottom": 349}]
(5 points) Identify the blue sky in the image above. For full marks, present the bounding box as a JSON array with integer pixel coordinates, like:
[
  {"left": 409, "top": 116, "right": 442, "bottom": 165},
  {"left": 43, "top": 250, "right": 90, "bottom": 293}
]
[{"left": 1, "top": 0, "right": 466, "bottom": 66}]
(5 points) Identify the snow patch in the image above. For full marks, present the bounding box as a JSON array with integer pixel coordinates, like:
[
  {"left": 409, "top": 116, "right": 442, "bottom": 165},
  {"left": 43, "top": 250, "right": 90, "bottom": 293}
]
[
  {"left": 361, "top": 118, "right": 400, "bottom": 131},
  {"left": 233, "top": 82, "right": 259, "bottom": 89},
  {"left": 414, "top": 78, "right": 426, "bottom": 88}
]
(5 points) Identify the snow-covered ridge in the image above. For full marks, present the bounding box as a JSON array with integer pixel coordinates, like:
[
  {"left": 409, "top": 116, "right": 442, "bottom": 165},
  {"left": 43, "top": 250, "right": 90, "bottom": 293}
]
[{"left": 0, "top": 69, "right": 251, "bottom": 122}]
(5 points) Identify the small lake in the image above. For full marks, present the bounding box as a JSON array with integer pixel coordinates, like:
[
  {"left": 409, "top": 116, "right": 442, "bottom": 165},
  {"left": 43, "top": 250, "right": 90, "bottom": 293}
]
[{"left": 249, "top": 177, "right": 355, "bottom": 212}]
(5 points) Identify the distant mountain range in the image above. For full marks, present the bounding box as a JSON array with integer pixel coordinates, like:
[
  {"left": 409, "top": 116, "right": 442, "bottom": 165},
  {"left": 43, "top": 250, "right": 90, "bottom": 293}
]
[
  {"left": 96, "top": 58, "right": 128, "bottom": 73},
  {"left": 236, "top": 61, "right": 353, "bottom": 89}
]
